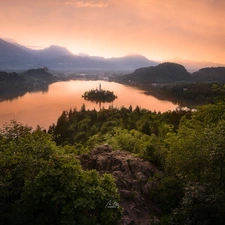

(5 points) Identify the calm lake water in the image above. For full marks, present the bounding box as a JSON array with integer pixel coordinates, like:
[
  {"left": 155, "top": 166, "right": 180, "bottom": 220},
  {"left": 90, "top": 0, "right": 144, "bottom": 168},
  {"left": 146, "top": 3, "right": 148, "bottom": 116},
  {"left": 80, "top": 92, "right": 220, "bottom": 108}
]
[{"left": 0, "top": 80, "right": 178, "bottom": 129}]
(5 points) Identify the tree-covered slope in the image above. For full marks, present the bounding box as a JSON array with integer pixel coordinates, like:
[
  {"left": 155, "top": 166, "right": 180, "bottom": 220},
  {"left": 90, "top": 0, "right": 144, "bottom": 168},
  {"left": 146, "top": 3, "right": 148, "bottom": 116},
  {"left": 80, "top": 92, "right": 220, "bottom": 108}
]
[
  {"left": 21, "top": 67, "right": 57, "bottom": 83},
  {"left": 0, "top": 121, "right": 121, "bottom": 225},
  {"left": 116, "top": 63, "right": 225, "bottom": 84},
  {"left": 191, "top": 67, "right": 225, "bottom": 82},
  {"left": 159, "top": 82, "right": 225, "bottom": 104},
  {"left": 50, "top": 102, "right": 225, "bottom": 224},
  {"left": 2, "top": 99, "right": 225, "bottom": 224},
  {"left": 0, "top": 68, "right": 57, "bottom": 100},
  {"left": 0, "top": 71, "right": 26, "bottom": 93},
  {"left": 117, "top": 62, "right": 191, "bottom": 83}
]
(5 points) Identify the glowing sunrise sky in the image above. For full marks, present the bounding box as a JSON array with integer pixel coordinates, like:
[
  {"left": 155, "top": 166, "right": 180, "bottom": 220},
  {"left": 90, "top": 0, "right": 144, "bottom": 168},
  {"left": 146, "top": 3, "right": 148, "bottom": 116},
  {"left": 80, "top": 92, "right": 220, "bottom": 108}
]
[{"left": 1, "top": 0, "right": 225, "bottom": 63}]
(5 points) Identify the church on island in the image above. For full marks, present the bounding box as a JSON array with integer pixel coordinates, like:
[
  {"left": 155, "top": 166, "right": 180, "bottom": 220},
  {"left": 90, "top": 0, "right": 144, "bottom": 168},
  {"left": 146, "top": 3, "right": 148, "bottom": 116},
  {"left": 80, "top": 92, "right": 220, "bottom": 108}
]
[
  {"left": 96, "top": 83, "right": 102, "bottom": 92},
  {"left": 82, "top": 83, "right": 117, "bottom": 103}
]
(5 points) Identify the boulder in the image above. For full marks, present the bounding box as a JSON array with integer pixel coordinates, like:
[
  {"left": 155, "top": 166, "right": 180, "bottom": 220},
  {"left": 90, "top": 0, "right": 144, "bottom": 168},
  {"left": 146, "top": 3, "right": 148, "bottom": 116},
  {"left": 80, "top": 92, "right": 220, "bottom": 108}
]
[{"left": 78, "top": 144, "right": 161, "bottom": 225}]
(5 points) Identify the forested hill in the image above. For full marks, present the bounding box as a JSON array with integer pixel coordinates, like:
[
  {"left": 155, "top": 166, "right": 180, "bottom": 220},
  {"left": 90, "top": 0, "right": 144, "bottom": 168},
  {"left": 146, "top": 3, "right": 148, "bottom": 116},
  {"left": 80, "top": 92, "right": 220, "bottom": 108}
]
[
  {"left": 21, "top": 67, "right": 57, "bottom": 83},
  {"left": 191, "top": 67, "right": 225, "bottom": 82},
  {"left": 2, "top": 103, "right": 225, "bottom": 224},
  {"left": 0, "top": 67, "right": 57, "bottom": 100},
  {"left": 116, "top": 62, "right": 190, "bottom": 83},
  {"left": 116, "top": 62, "right": 225, "bottom": 84}
]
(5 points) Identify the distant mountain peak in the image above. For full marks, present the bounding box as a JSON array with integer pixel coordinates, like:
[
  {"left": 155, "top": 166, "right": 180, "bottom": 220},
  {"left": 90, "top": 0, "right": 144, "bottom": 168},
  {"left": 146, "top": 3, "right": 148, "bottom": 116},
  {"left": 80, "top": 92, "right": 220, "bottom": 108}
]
[
  {"left": 0, "top": 38, "right": 30, "bottom": 57},
  {"left": 39, "top": 45, "right": 73, "bottom": 55},
  {"left": 2, "top": 38, "right": 17, "bottom": 44},
  {"left": 78, "top": 52, "right": 89, "bottom": 57},
  {"left": 45, "top": 45, "right": 69, "bottom": 50},
  {"left": 124, "top": 53, "right": 148, "bottom": 59}
]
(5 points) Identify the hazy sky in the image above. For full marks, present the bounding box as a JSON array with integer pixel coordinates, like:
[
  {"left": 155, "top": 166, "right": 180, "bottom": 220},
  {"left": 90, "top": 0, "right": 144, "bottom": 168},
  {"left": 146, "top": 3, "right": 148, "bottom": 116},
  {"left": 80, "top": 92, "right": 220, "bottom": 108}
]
[{"left": 1, "top": 0, "right": 225, "bottom": 63}]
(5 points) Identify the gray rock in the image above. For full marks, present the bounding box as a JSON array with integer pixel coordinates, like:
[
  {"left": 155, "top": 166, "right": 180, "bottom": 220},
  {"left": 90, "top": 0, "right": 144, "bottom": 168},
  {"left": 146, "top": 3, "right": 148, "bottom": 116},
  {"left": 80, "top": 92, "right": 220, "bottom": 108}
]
[{"left": 77, "top": 144, "right": 161, "bottom": 225}]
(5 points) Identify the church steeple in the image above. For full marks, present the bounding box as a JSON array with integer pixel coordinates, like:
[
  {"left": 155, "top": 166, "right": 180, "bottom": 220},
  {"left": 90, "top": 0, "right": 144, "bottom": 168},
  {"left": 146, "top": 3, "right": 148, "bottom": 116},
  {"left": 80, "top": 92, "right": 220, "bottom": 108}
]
[{"left": 99, "top": 83, "right": 101, "bottom": 91}]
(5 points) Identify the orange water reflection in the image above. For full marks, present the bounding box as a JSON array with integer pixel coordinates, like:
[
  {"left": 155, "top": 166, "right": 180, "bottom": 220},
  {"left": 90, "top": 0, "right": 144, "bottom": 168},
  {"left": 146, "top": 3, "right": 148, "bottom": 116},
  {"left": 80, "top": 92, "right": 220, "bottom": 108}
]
[{"left": 0, "top": 81, "right": 178, "bottom": 129}]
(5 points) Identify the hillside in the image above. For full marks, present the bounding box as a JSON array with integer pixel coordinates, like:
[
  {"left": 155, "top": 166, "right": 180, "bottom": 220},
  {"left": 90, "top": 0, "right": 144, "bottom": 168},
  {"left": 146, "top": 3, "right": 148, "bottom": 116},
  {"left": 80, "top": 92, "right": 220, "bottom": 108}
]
[
  {"left": 0, "top": 68, "right": 57, "bottom": 100},
  {"left": 116, "top": 63, "right": 225, "bottom": 84},
  {"left": 0, "top": 71, "right": 26, "bottom": 92},
  {"left": 117, "top": 62, "right": 191, "bottom": 83},
  {"left": 0, "top": 39, "right": 38, "bottom": 69},
  {"left": 21, "top": 67, "right": 57, "bottom": 83},
  {"left": 191, "top": 67, "right": 225, "bottom": 82},
  {"left": 2, "top": 103, "right": 225, "bottom": 224}
]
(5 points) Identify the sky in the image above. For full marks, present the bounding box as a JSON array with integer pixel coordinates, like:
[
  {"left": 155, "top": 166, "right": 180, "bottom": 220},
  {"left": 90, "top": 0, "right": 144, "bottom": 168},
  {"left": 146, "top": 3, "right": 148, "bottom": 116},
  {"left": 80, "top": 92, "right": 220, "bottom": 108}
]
[{"left": 1, "top": 0, "right": 225, "bottom": 63}]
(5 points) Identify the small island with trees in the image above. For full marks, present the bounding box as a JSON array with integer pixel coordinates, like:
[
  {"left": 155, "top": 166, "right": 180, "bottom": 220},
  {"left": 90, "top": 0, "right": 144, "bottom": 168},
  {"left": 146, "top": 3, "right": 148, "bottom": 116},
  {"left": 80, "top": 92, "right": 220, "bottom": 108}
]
[{"left": 82, "top": 83, "right": 117, "bottom": 103}]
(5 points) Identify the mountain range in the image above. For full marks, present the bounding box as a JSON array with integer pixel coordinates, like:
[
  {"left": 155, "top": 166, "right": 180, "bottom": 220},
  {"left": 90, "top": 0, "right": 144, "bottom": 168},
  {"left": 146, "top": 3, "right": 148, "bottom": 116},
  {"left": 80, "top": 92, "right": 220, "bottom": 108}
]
[{"left": 0, "top": 39, "right": 157, "bottom": 71}]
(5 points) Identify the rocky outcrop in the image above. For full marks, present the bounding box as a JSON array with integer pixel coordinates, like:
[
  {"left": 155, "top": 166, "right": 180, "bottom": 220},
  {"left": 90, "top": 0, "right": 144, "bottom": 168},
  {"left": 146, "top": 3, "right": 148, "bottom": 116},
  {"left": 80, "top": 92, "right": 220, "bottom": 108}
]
[{"left": 78, "top": 144, "right": 161, "bottom": 225}]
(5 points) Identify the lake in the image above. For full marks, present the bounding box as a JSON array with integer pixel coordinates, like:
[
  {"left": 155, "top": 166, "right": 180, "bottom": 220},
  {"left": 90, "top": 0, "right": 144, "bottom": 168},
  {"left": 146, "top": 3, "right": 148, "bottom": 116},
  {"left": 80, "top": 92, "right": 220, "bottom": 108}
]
[{"left": 0, "top": 80, "right": 178, "bottom": 129}]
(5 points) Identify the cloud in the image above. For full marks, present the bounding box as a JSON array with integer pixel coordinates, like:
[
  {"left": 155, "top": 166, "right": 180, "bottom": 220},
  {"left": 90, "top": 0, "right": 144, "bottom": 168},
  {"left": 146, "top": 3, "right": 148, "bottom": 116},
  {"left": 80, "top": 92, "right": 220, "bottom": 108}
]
[
  {"left": 1, "top": 0, "right": 225, "bottom": 63},
  {"left": 46, "top": 0, "right": 109, "bottom": 8},
  {"left": 65, "top": 0, "right": 108, "bottom": 8}
]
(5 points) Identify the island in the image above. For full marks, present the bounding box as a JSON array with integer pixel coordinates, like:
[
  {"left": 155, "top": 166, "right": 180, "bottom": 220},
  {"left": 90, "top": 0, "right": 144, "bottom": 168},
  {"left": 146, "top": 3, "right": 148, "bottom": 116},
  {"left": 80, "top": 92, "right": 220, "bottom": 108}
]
[{"left": 82, "top": 83, "right": 117, "bottom": 103}]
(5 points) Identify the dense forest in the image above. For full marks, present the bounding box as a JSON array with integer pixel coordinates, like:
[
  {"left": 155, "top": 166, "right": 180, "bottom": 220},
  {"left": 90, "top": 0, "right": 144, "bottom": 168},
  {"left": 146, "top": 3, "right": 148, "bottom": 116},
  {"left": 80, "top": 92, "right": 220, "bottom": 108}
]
[
  {"left": 0, "top": 120, "right": 121, "bottom": 225},
  {"left": 159, "top": 82, "right": 225, "bottom": 104},
  {"left": 2, "top": 93, "right": 225, "bottom": 224}
]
